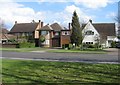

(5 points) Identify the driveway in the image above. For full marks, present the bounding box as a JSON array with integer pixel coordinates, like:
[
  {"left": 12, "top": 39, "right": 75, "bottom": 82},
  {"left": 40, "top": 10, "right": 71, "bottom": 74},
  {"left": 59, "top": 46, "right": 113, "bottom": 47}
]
[{"left": 1, "top": 48, "right": 119, "bottom": 63}]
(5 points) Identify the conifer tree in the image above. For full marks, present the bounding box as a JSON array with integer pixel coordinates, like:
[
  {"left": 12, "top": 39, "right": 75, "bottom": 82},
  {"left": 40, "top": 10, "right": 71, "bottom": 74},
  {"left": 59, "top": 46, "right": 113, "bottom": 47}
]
[{"left": 70, "top": 11, "right": 82, "bottom": 46}]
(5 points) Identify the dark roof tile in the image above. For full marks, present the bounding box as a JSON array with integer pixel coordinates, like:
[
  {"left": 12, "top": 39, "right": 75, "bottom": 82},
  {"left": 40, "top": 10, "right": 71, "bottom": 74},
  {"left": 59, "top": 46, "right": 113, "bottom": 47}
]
[
  {"left": 10, "top": 23, "right": 39, "bottom": 33},
  {"left": 50, "top": 23, "right": 63, "bottom": 31}
]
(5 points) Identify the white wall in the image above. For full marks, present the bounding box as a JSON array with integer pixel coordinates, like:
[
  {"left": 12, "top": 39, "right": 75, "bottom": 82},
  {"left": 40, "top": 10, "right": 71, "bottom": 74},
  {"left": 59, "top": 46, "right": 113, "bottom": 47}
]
[{"left": 82, "top": 21, "right": 100, "bottom": 44}]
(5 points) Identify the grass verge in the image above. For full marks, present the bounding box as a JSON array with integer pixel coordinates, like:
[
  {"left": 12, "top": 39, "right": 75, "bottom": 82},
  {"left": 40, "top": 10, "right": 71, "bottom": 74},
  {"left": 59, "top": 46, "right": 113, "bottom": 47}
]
[
  {"left": 0, "top": 47, "right": 47, "bottom": 52},
  {"left": 47, "top": 49, "right": 106, "bottom": 54},
  {"left": 2, "top": 59, "right": 120, "bottom": 84}
]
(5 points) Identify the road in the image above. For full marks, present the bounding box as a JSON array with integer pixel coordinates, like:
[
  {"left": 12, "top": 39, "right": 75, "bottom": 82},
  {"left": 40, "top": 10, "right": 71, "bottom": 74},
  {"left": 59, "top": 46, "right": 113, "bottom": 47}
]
[{"left": 1, "top": 50, "right": 119, "bottom": 63}]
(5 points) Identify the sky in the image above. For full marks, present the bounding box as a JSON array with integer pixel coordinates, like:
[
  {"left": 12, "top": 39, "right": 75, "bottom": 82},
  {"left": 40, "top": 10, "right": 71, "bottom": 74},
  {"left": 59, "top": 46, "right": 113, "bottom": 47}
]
[{"left": 0, "top": 0, "right": 119, "bottom": 30}]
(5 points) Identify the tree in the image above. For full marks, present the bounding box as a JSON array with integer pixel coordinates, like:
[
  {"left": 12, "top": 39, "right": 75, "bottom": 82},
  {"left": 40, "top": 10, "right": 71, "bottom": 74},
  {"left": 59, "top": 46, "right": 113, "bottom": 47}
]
[{"left": 70, "top": 11, "right": 82, "bottom": 46}]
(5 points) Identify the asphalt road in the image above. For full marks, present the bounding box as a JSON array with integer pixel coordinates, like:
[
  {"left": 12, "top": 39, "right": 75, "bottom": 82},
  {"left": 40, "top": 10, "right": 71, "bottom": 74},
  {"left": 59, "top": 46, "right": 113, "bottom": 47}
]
[{"left": 1, "top": 50, "right": 119, "bottom": 63}]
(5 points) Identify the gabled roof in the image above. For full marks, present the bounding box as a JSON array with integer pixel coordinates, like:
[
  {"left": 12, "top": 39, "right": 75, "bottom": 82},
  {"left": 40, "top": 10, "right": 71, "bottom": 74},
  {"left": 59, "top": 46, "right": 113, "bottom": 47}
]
[
  {"left": 93, "top": 23, "right": 116, "bottom": 36},
  {"left": 38, "top": 23, "right": 70, "bottom": 31},
  {"left": 40, "top": 25, "right": 53, "bottom": 31},
  {"left": 0, "top": 28, "right": 9, "bottom": 34},
  {"left": 50, "top": 23, "right": 63, "bottom": 31},
  {"left": 82, "top": 23, "right": 116, "bottom": 39},
  {"left": 10, "top": 23, "right": 39, "bottom": 33}
]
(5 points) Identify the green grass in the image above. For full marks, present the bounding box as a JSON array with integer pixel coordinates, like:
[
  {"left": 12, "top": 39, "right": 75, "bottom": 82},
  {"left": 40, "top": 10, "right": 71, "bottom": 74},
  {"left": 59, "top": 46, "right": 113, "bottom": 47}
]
[
  {"left": 47, "top": 49, "right": 106, "bottom": 54},
  {"left": 2, "top": 59, "right": 120, "bottom": 84},
  {"left": 1, "top": 47, "right": 106, "bottom": 54},
  {"left": 0, "top": 47, "right": 47, "bottom": 52}
]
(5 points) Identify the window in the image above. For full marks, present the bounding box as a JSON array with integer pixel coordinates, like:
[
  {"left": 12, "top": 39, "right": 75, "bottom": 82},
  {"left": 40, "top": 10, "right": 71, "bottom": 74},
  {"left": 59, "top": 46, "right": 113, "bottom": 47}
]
[
  {"left": 85, "top": 31, "right": 94, "bottom": 35},
  {"left": 62, "top": 31, "right": 69, "bottom": 35},
  {"left": 41, "top": 31, "right": 48, "bottom": 35},
  {"left": 55, "top": 32, "right": 59, "bottom": 35},
  {"left": 86, "top": 42, "right": 93, "bottom": 44}
]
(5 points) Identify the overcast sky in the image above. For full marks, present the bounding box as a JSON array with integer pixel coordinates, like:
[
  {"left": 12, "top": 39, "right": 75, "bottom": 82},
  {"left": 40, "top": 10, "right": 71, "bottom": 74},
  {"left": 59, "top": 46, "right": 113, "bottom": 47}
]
[{"left": 0, "top": 0, "right": 119, "bottom": 30}]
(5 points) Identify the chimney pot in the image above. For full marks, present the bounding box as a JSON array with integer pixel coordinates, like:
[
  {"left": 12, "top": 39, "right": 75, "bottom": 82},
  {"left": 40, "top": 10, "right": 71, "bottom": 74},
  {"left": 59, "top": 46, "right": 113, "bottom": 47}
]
[
  {"left": 39, "top": 20, "right": 41, "bottom": 23},
  {"left": 41, "top": 22, "right": 43, "bottom": 27},
  {"left": 89, "top": 19, "right": 92, "bottom": 23},
  {"left": 68, "top": 23, "right": 71, "bottom": 30},
  {"left": 15, "top": 21, "right": 17, "bottom": 24}
]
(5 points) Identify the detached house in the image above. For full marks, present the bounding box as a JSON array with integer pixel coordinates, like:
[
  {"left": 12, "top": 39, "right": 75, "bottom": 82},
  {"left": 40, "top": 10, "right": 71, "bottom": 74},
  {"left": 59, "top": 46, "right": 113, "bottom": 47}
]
[
  {"left": 10, "top": 21, "right": 70, "bottom": 47},
  {"left": 82, "top": 20, "right": 116, "bottom": 47},
  {"left": 0, "top": 28, "right": 16, "bottom": 44},
  {"left": 9, "top": 20, "right": 43, "bottom": 47},
  {"left": 38, "top": 23, "right": 71, "bottom": 47}
]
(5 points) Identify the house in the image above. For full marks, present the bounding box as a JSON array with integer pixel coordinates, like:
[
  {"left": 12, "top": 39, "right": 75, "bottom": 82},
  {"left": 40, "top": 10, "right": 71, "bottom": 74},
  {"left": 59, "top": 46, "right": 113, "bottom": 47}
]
[
  {"left": 0, "top": 28, "right": 16, "bottom": 44},
  {"left": 10, "top": 21, "right": 71, "bottom": 48},
  {"left": 82, "top": 20, "right": 116, "bottom": 48},
  {"left": 9, "top": 20, "right": 43, "bottom": 47},
  {"left": 38, "top": 23, "right": 71, "bottom": 47}
]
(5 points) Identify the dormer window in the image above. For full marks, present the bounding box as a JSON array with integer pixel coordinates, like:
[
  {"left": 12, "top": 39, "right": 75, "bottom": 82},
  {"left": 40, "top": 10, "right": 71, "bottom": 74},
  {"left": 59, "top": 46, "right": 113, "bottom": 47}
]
[{"left": 85, "top": 30, "right": 94, "bottom": 35}]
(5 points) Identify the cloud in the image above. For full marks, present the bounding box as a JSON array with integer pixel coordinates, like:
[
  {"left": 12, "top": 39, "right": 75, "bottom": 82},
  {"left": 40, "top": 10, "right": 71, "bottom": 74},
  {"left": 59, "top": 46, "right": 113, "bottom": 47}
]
[
  {"left": 0, "top": 2, "right": 46, "bottom": 29},
  {"left": 37, "top": 0, "right": 118, "bottom": 9},
  {"left": 106, "top": 12, "right": 117, "bottom": 18},
  {"left": 65, "top": 5, "right": 94, "bottom": 22},
  {"left": 73, "top": 0, "right": 120, "bottom": 9},
  {"left": 0, "top": 1, "right": 94, "bottom": 29}
]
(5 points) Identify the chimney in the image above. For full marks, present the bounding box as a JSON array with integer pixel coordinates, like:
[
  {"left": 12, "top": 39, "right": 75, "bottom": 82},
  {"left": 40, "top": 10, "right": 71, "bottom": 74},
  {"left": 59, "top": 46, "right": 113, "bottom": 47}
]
[
  {"left": 41, "top": 21, "right": 43, "bottom": 27},
  {"left": 15, "top": 21, "right": 17, "bottom": 24},
  {"left": 89, "top": 19, "right": 92, "bottom": 23},
  {"left": 68, "top": 23, "right": 71, "bottom": 30},
  {"left": 32, "top": 20, "right": 35, "bottom": 23},
  {"left": 39, "top": 20, "right": 41, "bottom": 23}
]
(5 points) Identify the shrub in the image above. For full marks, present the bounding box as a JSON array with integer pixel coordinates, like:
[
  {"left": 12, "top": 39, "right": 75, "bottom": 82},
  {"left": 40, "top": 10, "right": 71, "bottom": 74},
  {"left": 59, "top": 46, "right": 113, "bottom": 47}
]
[
  {"left": 40, "top": 35, "right": 45, "bottom": 43},
  {"left": 62, "top": 44, "right": 69, "bottom": 49},
  {"left": 111, "top": 41, "right": 116, "bottom": 48},
  {"left": 68, "top": 44, "right": 73, "bottom": 49},
  {"left": 19, "top": 42, "right": 35, "bottom": 48}
]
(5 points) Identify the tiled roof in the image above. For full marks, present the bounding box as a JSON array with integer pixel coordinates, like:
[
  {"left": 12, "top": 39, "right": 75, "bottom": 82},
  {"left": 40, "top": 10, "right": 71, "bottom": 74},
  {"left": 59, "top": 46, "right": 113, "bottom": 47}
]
[
  {"left": 82, "top": 23, "right": 116, "bottom": 39},
  {"left": 93, "top": 23, "right": 116, "bottom": 36},
  {"left": 10, "top": 23, "right": 39, "bottom": 33},
  {"left": 50, "top": 23, "right": 63, "bottom": 31},
  {"left": 0, "top": 28, "right": 9, "bottom": 34},
  {"left": 40, "top": 25, "right": 53, "bottom": 31}
]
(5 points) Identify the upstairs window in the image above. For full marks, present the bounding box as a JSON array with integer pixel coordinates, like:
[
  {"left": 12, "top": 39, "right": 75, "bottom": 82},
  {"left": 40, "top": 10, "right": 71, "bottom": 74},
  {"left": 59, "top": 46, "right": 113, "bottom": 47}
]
[
  {"left": 62, "top": 31, "right": 69, "bottom": 35},
  {"left": 41, "top": 31, "right": 48, "bottom": 35},
  {"left": 85, "top": 31, "right": 94, "bottom": 35}
]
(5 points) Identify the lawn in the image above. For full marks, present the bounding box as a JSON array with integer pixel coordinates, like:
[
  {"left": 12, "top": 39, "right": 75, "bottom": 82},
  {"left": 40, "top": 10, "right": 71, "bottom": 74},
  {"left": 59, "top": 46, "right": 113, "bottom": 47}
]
[
  {"left": 47, "top": 49, "right": 106, "bottom": 54},
  {"left": 0, "top": 47, "right": 47, "bottom": 52},
  {"left": 2, "top": 59, "right": 120, "bottom": 84},
  {"left": 1, "top": 47, "right": 107, "bottom": 54}
]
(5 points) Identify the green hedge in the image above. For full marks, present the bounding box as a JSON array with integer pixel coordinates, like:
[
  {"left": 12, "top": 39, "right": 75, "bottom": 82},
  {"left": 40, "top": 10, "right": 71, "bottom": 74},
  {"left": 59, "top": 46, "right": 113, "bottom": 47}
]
[{"left": 18, "top": 42, "right": 35, "bottom": 48}]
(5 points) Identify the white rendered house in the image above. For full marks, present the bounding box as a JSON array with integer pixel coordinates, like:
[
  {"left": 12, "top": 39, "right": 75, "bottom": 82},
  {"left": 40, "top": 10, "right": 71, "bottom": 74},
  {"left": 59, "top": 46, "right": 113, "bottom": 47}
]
[{"left": 82, "top": 20, "right": 116, "bottom": 48}]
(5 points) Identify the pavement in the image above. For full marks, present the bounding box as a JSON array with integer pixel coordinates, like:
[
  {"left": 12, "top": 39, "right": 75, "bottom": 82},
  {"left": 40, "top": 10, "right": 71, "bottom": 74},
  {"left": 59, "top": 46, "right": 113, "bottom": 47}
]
[{"left": 1, "top": 48, "right": 120, "bottom": 64}]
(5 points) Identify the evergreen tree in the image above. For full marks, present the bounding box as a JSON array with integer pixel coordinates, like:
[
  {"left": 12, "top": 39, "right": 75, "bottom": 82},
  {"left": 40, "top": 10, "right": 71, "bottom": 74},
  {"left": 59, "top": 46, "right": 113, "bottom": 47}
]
[{"left": 70, "top": 11, "right": 82, "bottom": 46}]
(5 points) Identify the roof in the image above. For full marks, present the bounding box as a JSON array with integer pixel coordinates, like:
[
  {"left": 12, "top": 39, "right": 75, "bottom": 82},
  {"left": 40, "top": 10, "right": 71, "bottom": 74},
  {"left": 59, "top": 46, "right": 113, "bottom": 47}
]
[
  {"left": 82, "top": 23, "right": 116, "bottom": 39},
  {"left": 50, "top": 23, "right": 63, "bottom": 31},
  {"left": 40, "top": 25, "right": 53, "bottom": 31},
  {"left": 0, "top": 28, "right": 9, "bottom": 34},
  {"left": 93, "top": 23, "right": 116, "bottom": 36},
  {"left": 0, "top": 34, "right": 16, "bottom": 40},
  {"left": 10, "top": 23, "right": 39, "bottom": 33},
  {"left": 38, "top": 23, "right": 70, "bottom": 31}
]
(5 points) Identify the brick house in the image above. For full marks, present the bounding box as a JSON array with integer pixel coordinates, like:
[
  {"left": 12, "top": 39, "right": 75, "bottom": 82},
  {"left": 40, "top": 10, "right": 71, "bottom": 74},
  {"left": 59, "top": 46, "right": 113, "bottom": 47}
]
[
  {"left": 38, "top": 23, "right": 71, "bottom": 47},
  {"left": 9, "top": 20, "right": 43, "bottom": 47},
  {"left": 0, "top": 28, "right": 16, "bottom": 44},
  {"left": 9, "top": 21, "right": 71, "bottom": 47}
]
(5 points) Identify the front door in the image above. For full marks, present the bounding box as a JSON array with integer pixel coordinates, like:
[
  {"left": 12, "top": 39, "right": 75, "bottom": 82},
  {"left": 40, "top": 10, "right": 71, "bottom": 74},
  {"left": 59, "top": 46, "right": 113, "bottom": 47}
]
[{"left": 52, "top": 38, "right": 60, "bottom": 47}]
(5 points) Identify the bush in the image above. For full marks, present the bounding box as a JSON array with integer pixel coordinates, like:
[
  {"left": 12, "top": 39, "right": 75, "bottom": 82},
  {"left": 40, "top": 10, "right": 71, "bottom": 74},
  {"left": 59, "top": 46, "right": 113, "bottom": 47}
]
[
  {"left": 68, "top": 44, "right": 73, "bottom": 49},
  {"left": 18, "top": 42, "right": 35, "bottom": 48},
  {"left": 40, "top": 35, "right": 45, "bottom": 43},
  {"left": 62, "top": 44, "right": 69, "bottom": 49},
  {"left": 111, "top": 41, "right": 116, "bottom": 48}
]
